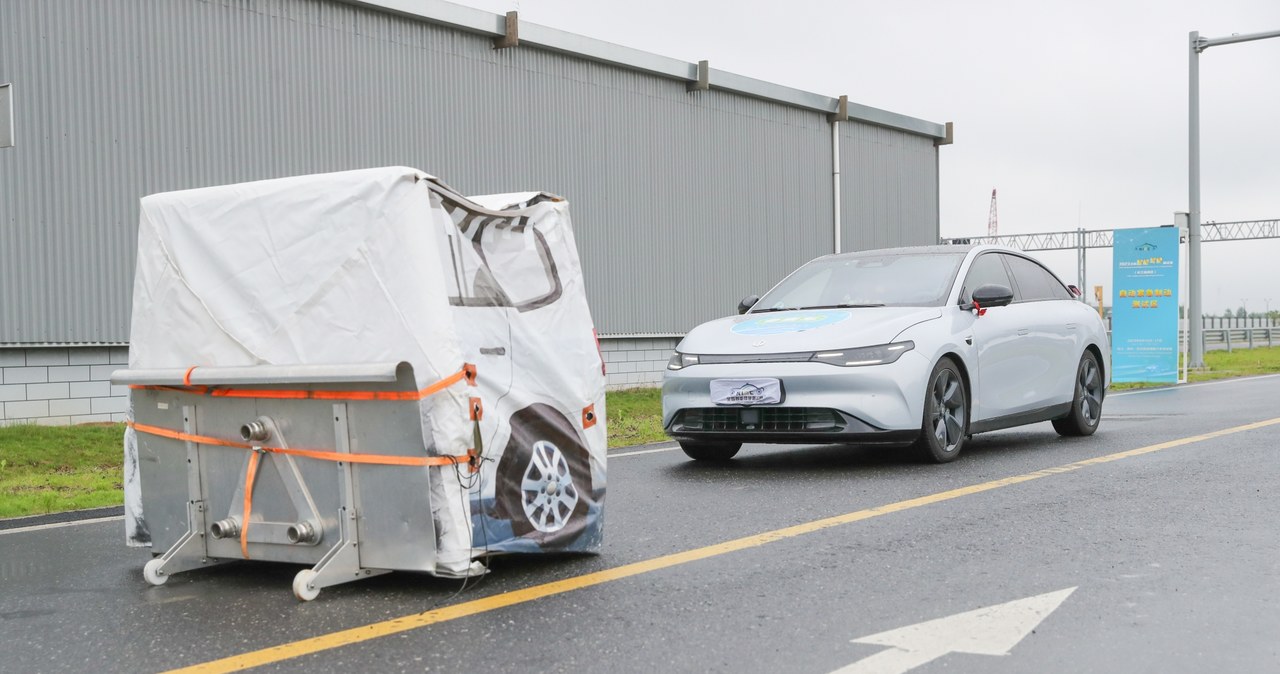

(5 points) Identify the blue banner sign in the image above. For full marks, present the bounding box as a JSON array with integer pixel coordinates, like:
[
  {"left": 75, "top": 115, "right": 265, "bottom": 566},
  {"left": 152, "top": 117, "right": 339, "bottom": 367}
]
[{"left": 1112, "top": 227, "right": 1180, "bottom": 383}]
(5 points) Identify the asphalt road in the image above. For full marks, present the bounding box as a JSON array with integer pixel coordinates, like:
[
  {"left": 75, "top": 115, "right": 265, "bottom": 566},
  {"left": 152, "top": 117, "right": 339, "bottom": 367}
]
[{"left": 2, "top": 375, "right": 1279, "bottom": 674}]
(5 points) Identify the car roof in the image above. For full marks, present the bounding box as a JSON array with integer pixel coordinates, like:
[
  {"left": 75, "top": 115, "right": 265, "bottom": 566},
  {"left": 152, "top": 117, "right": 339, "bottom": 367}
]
[
  {"left": 806, "top": 244, "right": 1076, "bottom": 295},
  {"left": 817, "top": 243, "right": 1059, "bottom": 268},
  {"left": 821, "top": 243, "right": 977, "bottom": 260}
]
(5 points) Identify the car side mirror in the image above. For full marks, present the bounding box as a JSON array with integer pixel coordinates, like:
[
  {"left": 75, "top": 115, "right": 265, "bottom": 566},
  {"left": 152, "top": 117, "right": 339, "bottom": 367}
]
[
  {"left": 738, "top": 295, "right": 759, "bottom": 315},
  {"left": 970, "top": 284, "right": 1014, "bottom": 309}
]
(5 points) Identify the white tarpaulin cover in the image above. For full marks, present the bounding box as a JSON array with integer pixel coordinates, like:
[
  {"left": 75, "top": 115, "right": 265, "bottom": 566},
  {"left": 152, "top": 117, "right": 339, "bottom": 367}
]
[{"left": 125, "top": 167, "right": 607, "bottom": 572}]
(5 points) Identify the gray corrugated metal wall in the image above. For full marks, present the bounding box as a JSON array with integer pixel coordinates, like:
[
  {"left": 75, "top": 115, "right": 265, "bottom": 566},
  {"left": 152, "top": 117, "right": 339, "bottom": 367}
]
[
  {"left": 840, "top": 123, "right": 939, "bottom": 252},
  {"left": 0, "top": 0, "right": 938, "bottom": 342}
]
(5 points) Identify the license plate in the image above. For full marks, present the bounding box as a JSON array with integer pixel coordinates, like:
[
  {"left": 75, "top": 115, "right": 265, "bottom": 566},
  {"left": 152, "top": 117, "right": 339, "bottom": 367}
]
[{"left": 710, "top": 378, "right": 782, "bottom": 406}]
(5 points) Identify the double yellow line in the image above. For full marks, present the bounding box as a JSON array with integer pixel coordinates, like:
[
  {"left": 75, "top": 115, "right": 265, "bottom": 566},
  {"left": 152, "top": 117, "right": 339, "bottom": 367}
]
[{"left": 171, "top": 416, "right": 1280, "bottom": 673}]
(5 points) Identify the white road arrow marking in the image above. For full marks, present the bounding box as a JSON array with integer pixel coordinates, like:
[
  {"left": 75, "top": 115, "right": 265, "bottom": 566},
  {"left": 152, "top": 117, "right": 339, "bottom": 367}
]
[{"left": 831, "top": 587, "right": 1077, "bottom": 674}]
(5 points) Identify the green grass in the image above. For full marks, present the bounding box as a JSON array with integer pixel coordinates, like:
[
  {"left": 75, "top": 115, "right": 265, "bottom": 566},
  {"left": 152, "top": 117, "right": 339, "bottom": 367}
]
[
  {"left": 1111, "top": 345, "right": 1280, "bottom": 390},
  {"left": 1189, "top": 345, "right": 1280, "bottom": 380},
  {"left": 605, "top": 387, "right": 667, "bottom": 448},
  {"left": 0, "top": 423, "right": 126, "bottom": 518},
  {"left": 8, "top": 348, "right": 1279, "bottom": 520}
]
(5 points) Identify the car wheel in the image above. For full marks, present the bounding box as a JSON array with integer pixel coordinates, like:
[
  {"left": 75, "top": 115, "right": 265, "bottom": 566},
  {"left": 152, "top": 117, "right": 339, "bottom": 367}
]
[
  {"left": 678, "top": 440, "right": 742, "bottom": 461},
  {"left": 1052, "top": 351, "right": 1104, "bottom": 437},
  {"left": 495, "top": 404, "right": 592, "bottom": 548},
  {"left": 912, "top": 357, "right": 968, "bottom": 463}
]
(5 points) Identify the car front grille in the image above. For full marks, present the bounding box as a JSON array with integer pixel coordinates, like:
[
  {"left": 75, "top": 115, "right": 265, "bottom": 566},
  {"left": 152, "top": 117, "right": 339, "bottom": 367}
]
[{"left": 673, "top": 407, "right": 845, "bottom": 433}]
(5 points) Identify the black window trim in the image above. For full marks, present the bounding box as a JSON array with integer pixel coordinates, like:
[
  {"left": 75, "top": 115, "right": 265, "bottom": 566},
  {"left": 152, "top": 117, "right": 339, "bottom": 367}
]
[
  {"left": 1002, "top": 252, "right": 1071, "bottom": 304},
  {"left": 957, "top": 251, "right": 1016, "bottom": 305}
]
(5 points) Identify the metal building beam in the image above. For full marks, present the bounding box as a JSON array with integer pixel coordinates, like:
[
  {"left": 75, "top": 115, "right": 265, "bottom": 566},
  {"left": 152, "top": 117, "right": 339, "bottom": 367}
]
[{"left": 492, "top": 10, "right": 518, "bottom": 49}]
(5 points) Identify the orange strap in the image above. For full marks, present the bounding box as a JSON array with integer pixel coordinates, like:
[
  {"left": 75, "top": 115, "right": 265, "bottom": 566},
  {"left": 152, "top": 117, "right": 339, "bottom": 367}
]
[
  {"left": 131, "top": 363, "right": 477, "bottom": 401},
  {"left": 127, "top": 421, "right": 470, "bottom": 467},
  {"left": 241, "top": 451, "right": 261, "bottom": 559}
]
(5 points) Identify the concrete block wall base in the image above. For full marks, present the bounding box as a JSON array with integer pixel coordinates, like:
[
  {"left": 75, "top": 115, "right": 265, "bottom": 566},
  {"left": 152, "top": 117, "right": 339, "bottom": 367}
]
[
  {"left": 1, "top": 340, "right": 678, "bottom": 424},
  {"left": 0, "top": 347, "right": 130, "bottom": 426},
  {"left": 600, "top": 337, "right": 678, "bottom": 390}
]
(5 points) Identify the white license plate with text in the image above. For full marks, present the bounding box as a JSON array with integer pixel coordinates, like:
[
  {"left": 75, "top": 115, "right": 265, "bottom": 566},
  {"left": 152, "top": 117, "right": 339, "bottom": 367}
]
[{"left": 710, "top": 378, "right": 782, "bottom": 406}]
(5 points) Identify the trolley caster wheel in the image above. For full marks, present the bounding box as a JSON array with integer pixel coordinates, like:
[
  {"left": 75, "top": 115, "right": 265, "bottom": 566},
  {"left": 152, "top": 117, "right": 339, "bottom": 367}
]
[
  {"left": 292, "top": 569, "right": 320, "bottom": 602},
  {"left": 143, "top": 558, "right": 168, "bottom": 586}
]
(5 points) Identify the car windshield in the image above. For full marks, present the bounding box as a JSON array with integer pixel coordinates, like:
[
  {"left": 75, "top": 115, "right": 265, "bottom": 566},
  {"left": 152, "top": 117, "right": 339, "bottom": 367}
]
[{"left": 753, "top": 251, "right": 966, "bottom": 310}]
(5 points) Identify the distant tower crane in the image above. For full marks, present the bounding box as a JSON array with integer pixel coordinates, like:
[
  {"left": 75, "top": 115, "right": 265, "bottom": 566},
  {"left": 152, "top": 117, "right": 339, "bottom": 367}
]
[{"left": 987, "top": 188, "right": 998, "bottom": 237}]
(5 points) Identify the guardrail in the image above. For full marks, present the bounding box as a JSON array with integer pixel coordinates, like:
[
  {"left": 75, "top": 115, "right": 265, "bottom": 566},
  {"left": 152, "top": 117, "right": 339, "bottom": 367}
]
[
  {"left": 1201, "top": 317, "right": 1280, "bottom": 330},
  {"left": 1104, "top": 328, "right": 1278, "bottom": 354},
  {"left": 1204, "top": 327, "right": 1279, "bottom": 352}
]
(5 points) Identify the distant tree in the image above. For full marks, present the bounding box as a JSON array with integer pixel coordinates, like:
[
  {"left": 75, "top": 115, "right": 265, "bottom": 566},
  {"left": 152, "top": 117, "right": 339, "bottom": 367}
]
[
  {"left": 1223, "top": 309, "right": 1234, "bottom": 318},
  {"left": 1235, "top": 307, "right": 1247, "bottom": 318}
]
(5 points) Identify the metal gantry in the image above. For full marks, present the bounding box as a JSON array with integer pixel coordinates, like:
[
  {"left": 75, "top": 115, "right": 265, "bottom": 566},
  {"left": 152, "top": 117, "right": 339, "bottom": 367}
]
[
  {"left": 1200, "top": 218, "right": 1280, "bottom": 242},
  {"left": 941, "top": 218, "right": 1280, "bottom": 310},
  {"left": 942, "top": 218, "right": 1280, "bottom": 251}
]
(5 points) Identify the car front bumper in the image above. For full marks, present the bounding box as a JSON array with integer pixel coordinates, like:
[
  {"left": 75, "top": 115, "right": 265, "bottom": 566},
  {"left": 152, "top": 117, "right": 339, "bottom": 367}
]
[{"left": 661, "top": 350, "right": 930, "bottom": 444}]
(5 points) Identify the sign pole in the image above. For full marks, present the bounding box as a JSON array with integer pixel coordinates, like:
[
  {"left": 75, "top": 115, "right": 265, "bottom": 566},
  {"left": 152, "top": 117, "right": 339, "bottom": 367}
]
[{"left": 1187, "top": 27, "right": 1280, "bottom": 368}]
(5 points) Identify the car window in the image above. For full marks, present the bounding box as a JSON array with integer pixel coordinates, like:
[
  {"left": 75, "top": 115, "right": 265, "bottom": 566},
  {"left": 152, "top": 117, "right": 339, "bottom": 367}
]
[
  {"left": 1005, "top": 255, "right": 1071, "bottom": 302},
  {"left": 960, "top": 253, "right": 1013, "bottom": 302},
  {"left": 478, "top": 221, "right": 558, "bottom": 307},
  {"left": 754, "top": 252, "right": 966, "bottom": 310},
  {"left": 439, "top": 201, "right": 563, "bottom": 311}
]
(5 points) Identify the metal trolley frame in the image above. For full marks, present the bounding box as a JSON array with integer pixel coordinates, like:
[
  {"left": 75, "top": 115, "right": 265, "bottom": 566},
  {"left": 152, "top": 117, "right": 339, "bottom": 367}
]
[{"left": 114, "top": 362, "right": 472, "bottom": 600}]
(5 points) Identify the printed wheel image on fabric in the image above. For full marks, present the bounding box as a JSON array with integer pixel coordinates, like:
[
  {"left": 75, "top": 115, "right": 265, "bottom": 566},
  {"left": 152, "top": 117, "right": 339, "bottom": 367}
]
[{"left": 495, "top": 404, "right": 593, "bottom": 549}]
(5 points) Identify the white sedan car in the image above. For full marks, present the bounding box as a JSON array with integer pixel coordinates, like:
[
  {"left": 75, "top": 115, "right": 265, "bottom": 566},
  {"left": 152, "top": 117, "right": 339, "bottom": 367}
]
[{"left": 662, "top": 244, "right": 1109, "bottom": 462}]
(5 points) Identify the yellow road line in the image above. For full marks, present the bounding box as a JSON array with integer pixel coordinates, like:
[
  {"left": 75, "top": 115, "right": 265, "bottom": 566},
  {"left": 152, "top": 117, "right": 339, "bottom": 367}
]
[{"left": 169, "top": 416, "right": 1280, "bottom": 674}]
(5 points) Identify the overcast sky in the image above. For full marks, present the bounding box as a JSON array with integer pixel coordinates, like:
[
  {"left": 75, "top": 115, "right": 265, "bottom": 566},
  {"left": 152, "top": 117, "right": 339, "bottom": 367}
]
[{"left": 447, "top": 0, "right": 1280, "bottom": 316}]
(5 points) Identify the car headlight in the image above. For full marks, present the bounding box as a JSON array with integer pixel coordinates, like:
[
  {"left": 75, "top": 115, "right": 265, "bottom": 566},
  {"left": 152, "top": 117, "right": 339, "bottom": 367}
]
[
  {"left": 667, "top": 352, "right": 700, "bottom": 370},
  {"left": 810, "top": 341, "right": 914, "bottom": 367}
]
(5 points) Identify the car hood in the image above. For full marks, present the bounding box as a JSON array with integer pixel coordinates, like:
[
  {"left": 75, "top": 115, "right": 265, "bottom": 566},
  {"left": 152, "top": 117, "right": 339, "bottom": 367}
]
[{"left": 678, "top": 307, "right": 943, "bottom": 354}]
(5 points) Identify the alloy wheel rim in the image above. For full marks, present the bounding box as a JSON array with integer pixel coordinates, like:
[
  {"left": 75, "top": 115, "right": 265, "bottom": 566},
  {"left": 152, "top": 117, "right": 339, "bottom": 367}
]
[
  {"left": 520, "top": 440, "right": 580, "bottom": 533},
  {"left": 931, "top": 369, "right": 965, "bottom": 453},
  {"left": 1080, "top": 359, "right": 1102, "bottom": 425}
]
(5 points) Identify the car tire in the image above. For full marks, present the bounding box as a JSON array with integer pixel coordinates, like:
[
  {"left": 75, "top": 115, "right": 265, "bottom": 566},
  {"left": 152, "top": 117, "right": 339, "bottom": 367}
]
[
  {"left": 495, "top": 404, "right": 593, "bottom": 549},
  {"left": 912, "top": 357, "right": 968, "bottom": 463},
  {"left": 678, "top": 440, "right": 742, "bottom": 461},
  {"left": 1052, "top": 350, "right": 1104, "bottom": 437}
]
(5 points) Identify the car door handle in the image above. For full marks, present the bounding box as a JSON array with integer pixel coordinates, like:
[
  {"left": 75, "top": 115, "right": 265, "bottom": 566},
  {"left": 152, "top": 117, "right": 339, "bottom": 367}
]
[{"left": 1017, "top": 328, "right": 1031, "bottom": 336}]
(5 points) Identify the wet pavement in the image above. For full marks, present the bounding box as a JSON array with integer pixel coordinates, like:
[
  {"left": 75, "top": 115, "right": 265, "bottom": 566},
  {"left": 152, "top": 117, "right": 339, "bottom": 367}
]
[{"left": 2, "top": 375, "right": 1279, "bottom": 673}]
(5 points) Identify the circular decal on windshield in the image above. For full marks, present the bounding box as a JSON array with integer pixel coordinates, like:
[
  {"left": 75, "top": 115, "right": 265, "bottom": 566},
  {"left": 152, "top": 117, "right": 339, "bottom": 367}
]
[{"left": 731, "top": 311, "right": 851, "bottom": 336}]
